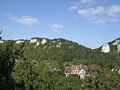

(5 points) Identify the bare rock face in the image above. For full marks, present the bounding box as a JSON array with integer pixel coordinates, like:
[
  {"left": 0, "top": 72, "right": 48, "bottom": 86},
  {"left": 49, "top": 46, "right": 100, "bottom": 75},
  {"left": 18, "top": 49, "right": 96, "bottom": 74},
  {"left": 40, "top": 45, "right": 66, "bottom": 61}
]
[
  {"left": 41, "top": 39, "right": 47, "bottom": 45},
  {"left": 56, "top": 42, "right": 62, "bottom": 48},
  {"left": 117, "top": 43, "right": 120, "bottom": 52},
  {"left": 101, "top": 43, "right": 110, "bottom": 53},
  {"left": 0, "top": 40, "right": 4, "bottom": 44},
  {"left": 15, "top": 40, "right": 24, "bottom": 44},
  {"left": 36, "top": 41, "right": 40, "bottom": 46},
  {"left": 112, "top": 40, "right": 120, "bottom": 52},
  {"left": 30, "top": 39, "right": 37, "bottom": 43},
  {"left": 112, "top": 40, "right": 120, "bottom": 45}
]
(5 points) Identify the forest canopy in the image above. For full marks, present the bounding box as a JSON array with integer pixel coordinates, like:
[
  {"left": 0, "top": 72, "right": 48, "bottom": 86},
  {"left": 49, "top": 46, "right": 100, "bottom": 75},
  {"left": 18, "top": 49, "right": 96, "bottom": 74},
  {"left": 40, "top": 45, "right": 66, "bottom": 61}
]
[{"left": 0, "top": 38, "right": 120, "bottom": 90}]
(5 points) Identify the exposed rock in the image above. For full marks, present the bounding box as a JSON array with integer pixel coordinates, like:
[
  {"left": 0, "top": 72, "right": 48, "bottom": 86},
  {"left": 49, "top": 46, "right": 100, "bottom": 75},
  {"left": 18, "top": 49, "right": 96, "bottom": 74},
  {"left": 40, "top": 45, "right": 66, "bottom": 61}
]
[
  {"left": 15, "top": 40, "right": 24, "bottom": 44},
  {"left": 36, "top": 41, "right": 40, "bottom": 46},
  {"left": 30, "top": 39, "right": 37, "bottom": 43},
  {"left": 0, "top": 40, "right": 4, "bottom": 44},
  {"left": 112, "top": 40, "right": 120, "bottom": 45},
  {"left": 117, "top": 43, "right": 120, "bottom": 52},
  {"left": 101, "top": 43, "right": 110, "bottom": 53},
  {"left": 56, "top": 42, "right": 62, "bottom": 48},
  {"left": 112, "top": 40, "right": 120, "bottom": 52},
  {"left": 52, "top": 41, "right": 56, "bottom": 43},
  {"left": 41, "top": 39, "right": 47, "bottom": 45}
]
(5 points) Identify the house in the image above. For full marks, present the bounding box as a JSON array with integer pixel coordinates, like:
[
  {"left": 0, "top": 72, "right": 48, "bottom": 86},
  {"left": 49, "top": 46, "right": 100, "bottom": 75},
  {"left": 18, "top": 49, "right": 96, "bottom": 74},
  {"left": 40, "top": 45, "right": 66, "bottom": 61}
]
[
  {"left": 79, "top": 68, "right": 86, "bottom": 79},
  {"left": 70, "top": 65, "right": 81, "bottom": 75},
  {"left": 64, "top": 65, "right": 86, "bottom": 79},
  {"left": 64, "top": 64, "right": 101, "bottom": 79},
  {"left": 64, "top": 66, "right": 71, "bottom": 77}
]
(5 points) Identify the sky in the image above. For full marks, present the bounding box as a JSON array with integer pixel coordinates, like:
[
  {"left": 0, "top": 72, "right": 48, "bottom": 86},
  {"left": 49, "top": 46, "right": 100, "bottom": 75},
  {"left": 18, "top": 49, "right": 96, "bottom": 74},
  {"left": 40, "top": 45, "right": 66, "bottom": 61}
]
[{"left": 0, "top": 0, "right": 120, "bottom": 49}]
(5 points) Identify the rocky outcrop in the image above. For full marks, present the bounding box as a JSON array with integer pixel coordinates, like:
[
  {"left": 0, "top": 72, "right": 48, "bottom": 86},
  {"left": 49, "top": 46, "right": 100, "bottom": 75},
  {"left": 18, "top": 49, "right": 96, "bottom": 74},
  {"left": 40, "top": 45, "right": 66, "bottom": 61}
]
[
  {"left": 0, "top": 40, "right": 4, "bottom": 44},
  {"left": 112, "top": 40, "right": 120, "bottom": 45},
  {"left": 15, "top": 40, "right": 24, "bottom": 44},
  {"left": 117, "top": 43, "right": 120, "bottom": 52},
  {"left": 112, "top": 40, "right": 120, "bottom": 52},
  {"left": 36, "top": 41, "right": 40, "bottom": 46},
  {"left": 30, "top": 39, "right": 37, "bottom": 43},
  {"left": 41, "top": 39, "right": 47, "bottom": 45},
  {"left": 101, "top": 43, "right": 110, "bottom": 53},
  {"left": 56, "top": 42, "right": 62, "bottom": 48}
]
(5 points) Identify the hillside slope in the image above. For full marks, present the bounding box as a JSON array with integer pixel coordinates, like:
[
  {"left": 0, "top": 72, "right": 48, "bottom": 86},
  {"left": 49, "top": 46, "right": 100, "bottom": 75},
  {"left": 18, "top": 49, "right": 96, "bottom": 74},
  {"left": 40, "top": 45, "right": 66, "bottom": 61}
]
[{"left": 0, "top": 37, "right": 120, "bottom": 90}]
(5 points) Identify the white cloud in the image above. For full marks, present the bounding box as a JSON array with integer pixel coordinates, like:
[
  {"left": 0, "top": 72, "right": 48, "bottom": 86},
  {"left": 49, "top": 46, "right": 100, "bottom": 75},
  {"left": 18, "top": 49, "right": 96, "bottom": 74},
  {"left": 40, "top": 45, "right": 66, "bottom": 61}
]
[
  {"left": 80, "top": 0, "right": 94, "bottom": 3},
  {"left": 78, "top": 6, "right": 105, "bottom": 18},
  {"left": 78, "top": 6, "right": 105, "bottom": 23},
  {"left": 107, "top": 5, "right": 120, "bottom": 17},
  {"left": 50, "top": 24, "right": 64, "bottom": 31},
  {"left": 69, "top": 0, "right": 120, "bottom": 23},
  {"left": 69, "top": 6, "right": 78, "bottom": 10},
  {"left": 77, "top": 5, "right": 120, "bottom": 23},
  {"left": 69, "top": 0, "right": 94, "bottom": 11},
  {"left": 9, "top": 15, "right": 39, "bottom": 25}
]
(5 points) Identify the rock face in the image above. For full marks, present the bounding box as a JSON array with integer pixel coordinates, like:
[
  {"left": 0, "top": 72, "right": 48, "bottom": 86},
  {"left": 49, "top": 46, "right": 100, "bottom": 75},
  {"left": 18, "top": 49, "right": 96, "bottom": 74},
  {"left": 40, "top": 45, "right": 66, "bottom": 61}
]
[
  {"left": 112, "top": 40, "right": 120, "bottom": 45},
  {"left": 15, "top": 40, "right": 24, "bottom": 44},
  {"left": 117, "top": 43, "right": 120, "bottom": 52},
  {"left": 0, "top": 40, "right": 4, "bottom": 44},
  {"left": 101, "top": 43, "right": 110, "bottom": 53},
  {"left": 56, "top": 42, "right": 62, "bottom": 48},
  {"left": 30, "top": 39, "right": 37, "bottom": 43},
  {"left": 36, "top": 41, "right": 40, "bottom": 46},
  {"left": 41, "top": 39, "right": 47, "bottom": 45},
  {"left": 112, "top": 40, "right": 120, "bottom": 52}
]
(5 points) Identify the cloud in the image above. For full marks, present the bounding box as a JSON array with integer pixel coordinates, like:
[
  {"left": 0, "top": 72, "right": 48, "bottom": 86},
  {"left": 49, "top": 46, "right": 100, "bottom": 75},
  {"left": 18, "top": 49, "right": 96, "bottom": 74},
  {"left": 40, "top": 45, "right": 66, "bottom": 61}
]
[
  {"left": 80, "top": 0, "right": 94, "bottom": 3},
  {"left": 9, "top": 15, "right": 39, "bottom": 25},
  {"left": 107, "top": 5, "right": 120, "bottom": 17},
  {"left": 69, "top": 0, "right": 94, "bottom": 11},
  {"left": 78, "top": 6, "right": 105, "bottom": 23},
  {"left": 49, "top": 24, "right": 64, "bottom": 31},
  {"left": 69, "top": 0, "right": 120, "bottom": 23},
  {"left": 78, "top": 6, "right": 105, "bottom": 17},
  {"left": 69, "top": 6, "right": 78, "bottom": 10},
  {"left": 77, "top": 5, "right": 120, "bottom": 23}
]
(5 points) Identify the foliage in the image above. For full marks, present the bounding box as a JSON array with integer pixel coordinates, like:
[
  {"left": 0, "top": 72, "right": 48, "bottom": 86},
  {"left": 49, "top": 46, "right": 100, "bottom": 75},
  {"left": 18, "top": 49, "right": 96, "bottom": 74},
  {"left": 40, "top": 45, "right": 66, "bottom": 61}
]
[{"left": 0, "top": 38, "right": 120, "bottom": 90}]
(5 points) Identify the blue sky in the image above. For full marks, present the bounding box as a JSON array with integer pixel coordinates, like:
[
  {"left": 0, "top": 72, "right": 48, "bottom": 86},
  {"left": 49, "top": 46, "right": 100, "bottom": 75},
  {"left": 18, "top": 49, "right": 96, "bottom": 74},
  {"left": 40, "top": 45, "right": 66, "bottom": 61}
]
[{"left": 0, "top": 0, "right": 120, "bottom": 48}]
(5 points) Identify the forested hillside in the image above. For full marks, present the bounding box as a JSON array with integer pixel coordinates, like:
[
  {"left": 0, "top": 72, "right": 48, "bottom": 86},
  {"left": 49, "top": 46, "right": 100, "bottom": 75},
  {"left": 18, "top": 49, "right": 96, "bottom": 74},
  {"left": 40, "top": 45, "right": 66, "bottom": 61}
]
[{"left": 0, "top": 37, "right": 120, "bottom": 90}]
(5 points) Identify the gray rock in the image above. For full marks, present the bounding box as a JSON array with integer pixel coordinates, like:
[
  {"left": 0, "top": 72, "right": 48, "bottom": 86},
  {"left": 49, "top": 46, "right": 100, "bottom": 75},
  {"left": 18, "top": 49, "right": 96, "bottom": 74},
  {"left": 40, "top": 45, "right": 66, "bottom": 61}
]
[{"left": 101, "top": 43, "right": 110, "bottom": 53}]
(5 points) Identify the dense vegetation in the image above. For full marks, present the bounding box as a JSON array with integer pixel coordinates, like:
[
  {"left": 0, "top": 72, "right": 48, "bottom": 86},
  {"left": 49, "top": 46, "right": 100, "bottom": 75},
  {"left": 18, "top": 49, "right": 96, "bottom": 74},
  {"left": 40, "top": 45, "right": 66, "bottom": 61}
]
[{"left": 0, "top": 38, "right": 120, "bottom": 90}]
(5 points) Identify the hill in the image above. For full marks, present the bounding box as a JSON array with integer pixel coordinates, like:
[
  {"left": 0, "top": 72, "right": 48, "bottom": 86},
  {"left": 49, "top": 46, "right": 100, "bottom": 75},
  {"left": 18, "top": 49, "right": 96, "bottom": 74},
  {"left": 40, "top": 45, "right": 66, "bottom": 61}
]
[{"left": 0, "top": 37, "right": 120, "bottom": 90}]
